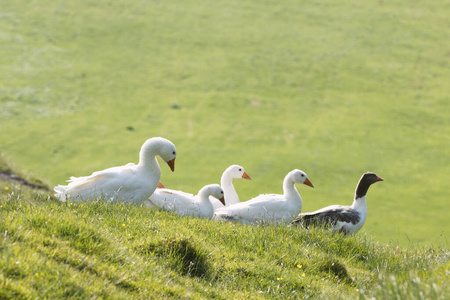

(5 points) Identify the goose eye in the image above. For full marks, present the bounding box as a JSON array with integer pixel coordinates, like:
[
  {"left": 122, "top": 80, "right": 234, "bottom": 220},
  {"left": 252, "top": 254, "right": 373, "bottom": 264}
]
[
  {"left": 239, "top": 168, "right": 242, "bottom": 171},
  {"left": 172, "top": 151, "right": 176, "bottom": 155},
  {"left": 301, "top": 174, "right": 304, "bottom": 177}
]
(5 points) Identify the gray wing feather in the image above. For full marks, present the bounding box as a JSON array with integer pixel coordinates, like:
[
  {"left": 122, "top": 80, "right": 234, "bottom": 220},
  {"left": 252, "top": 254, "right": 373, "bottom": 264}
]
[
  {"left": 213, "top": 212, "right": 241, "bottom": 222},
  {"left": 291, "top": 206, "right": 360, "bottom": 228}
]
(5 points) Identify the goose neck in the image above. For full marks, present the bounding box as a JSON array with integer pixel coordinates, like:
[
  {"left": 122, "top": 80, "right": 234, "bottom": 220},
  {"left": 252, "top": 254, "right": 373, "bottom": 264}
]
[
  {"left": 352, "top": 195, "right": 367, "bottom": 212},
  {"left": 197, "top": 188, "right": 209, "bottom": 203},
  {"left": 221, "top": 178, "right": 239, "bottom": 206},
  {"left": 283, "top": 177, "right": 301, "bottom": 202},
  {"left": 355, "top": 177, "right": 373, "bottom": 199},
  {"left": 138, "top": 140, "right": 161, "bottom": 168},
  {"left": 197, "top": 188, "right": 214, "bottom": 214},
  {"left": 220, "top": 175, "right": 233, "bottom": 189},
  {"left": 139, "top": 154, "right": 160, "bottom": 169}
]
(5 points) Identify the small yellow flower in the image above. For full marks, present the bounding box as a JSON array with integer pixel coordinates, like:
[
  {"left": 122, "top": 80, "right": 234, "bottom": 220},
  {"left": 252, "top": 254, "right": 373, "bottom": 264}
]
[
  {"left": 122, "top": 223, "right": 126, "bottom": 227},
  {"left": 4, "top": 187, "right": 9, "bottom": 191},
  {"left": 277, "top": 277, "right": 283, "bottom": 281},
  {"left": 297, "top": 264, "right": 302, "bottom": 269},
  {"left": 356, "top": 289, "right": 360, "bottom": 292},
  {"left": 301, "top": 273, "right": 306, "bottom": 277}
]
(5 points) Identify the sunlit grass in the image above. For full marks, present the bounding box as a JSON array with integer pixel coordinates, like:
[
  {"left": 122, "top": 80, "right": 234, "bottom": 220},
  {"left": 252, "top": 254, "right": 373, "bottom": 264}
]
[{"left": 0, "top": 184, "right": 448, "bottom": 298}]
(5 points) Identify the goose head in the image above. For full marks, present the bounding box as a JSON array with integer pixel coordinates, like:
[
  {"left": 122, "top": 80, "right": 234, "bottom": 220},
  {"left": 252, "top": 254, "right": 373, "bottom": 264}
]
[
  {"left": 355, "top": 172, "right": 383, "bottom": 198},
  {"left": 141, "top": 137, "right": 177, "bottom": 171},
  {"left": 225, "top": 165, "right": 252, "bottom": 180},
  {"left": 289, "top": 169, "right": 314, "bottom": 188},
  {"left": 201, "top": 184, "right": 225, "bottom": 206},
  {"left": 160, "top": 144, "right": 177, "bottom": 172},
  {"left": 361, "top": 172, "right": 384, "bottom": 184}
]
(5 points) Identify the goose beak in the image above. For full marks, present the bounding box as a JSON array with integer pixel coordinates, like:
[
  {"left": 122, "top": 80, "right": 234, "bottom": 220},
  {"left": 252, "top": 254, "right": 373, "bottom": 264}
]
[
  {"left": 377, "top": 176, "right": 384, "bottom": 182},
  {"left": 242, "top": 172, "right": 252, "bottom": 180},
  {"left": 219, "top": 196, "right": 226, "bottom": 206},
  {"left": 304, "top": 178, "right": 314, "bottom": 188},
  {"left": 157, "top": 181, "right": 166, "bottom": 188},
  {"left": 166, "top": 158, "right": 175, "bottom": 172}
]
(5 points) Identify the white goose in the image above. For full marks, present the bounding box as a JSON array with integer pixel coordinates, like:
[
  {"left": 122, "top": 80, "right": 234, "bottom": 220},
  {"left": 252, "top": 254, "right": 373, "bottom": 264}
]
[
  {"left": 290, "top": 172, "right": 383, "bottom": 235},
  {"left": 209, "top": 164, "right": 252, "bottom": 210},
  {"left": 213, "top": 169, "right": 313, "bottom": 225},
  {"left": 54, "top": 137, "right": 176, "bottom": 204},
  {"left": 145, "top": 184, "right": 225, "bottom": 219}
]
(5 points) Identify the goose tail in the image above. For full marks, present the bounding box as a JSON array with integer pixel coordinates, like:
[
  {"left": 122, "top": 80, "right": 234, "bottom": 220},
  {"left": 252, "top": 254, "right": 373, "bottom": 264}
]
[{"left": 54, "top": 185, "right": 68, "bottom": 202}]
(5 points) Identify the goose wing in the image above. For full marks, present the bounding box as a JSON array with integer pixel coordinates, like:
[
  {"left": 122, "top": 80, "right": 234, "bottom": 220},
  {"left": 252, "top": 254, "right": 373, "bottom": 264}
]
[
  {"left": 291, "top": 205, "right": 360, "bottom": 228},
  {"left": 213, "top": 194, "right": 296, "bottom": 224}
]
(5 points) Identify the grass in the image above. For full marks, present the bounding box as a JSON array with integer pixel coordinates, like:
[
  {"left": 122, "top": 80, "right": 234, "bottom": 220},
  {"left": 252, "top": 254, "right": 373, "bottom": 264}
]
[
  {"left": 3, "top": 1, "right": 448, "bottom": 297},
  {"left": 0, "top": 0, "right": 449, "bottom": 246},
  {"left": 0, "top": 182, "right": 448, "bottom": 299}
]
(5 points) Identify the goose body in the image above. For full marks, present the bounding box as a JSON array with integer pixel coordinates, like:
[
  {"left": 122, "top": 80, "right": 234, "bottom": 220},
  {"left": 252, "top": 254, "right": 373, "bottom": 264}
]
[
  {"left": 290, "top": 172, "right": 383, "bottom": 235},
  {"left": 54, "top": 137, "right": 176, "bottom": 204},
  {"left": 145, "top": 184, "right": 225, "bottom": 219},
  {"left": 209, "top": 165, "right": 252, "bottom": 210},
  {"left": 213, "top": 169, "right": 313, "bottom": 225}
]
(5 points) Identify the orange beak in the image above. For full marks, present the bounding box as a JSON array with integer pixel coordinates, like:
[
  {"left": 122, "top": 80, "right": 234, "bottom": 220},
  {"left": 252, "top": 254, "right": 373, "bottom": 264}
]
[
  {"left": 166, "top": 158, "right": 175, "bottom": 172},
  {"left": 157, "top": 181, "right": 166, "bottom": 188},
  {"left": 242, "top": 172, "right": 252, "bottom": 180},
  {"left": 377, "top": 176, "right": 384, "bottom": 182},
  {"left": 218, "top": 196, "right": 226, "bottom": 206},
  {"left": 304, "top": 178, "right": 314, "bottom": 188}
]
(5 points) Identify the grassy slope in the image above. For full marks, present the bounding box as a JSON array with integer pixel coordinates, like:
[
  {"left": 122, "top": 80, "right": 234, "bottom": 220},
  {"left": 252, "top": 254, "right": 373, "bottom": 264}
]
[
  {"left": 0, "top": 183, "right": 448, "bottom": 299},
  {"left": 0, "top": 0, "right": 448, "bottom": 247}
]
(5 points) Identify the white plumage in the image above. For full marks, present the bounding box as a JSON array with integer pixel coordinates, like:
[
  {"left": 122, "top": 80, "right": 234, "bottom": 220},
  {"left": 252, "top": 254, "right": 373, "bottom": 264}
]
[
  {"left": 54, "top": 137, "right": 176, "bottom": 204},
  {"left": 145, "top": 184, "right": 225, "bottom": 219},
  {"left": 209, "top": 164, "right": 252, "bottom": 210},
  {"left": 213, "top": 169, "right": 313, "bottom": 225}
]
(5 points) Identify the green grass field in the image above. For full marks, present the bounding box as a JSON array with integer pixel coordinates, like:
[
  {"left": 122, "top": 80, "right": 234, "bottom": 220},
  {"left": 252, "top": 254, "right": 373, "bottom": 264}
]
[
  {"left": 0, "top": 184, "right": 448, "bottom": 298},
  {"left": 0, "top": 0, "right": 448, "bottom": 248}
]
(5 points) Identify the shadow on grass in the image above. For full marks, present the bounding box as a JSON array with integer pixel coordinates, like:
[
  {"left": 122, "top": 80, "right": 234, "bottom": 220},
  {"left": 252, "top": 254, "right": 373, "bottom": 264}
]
[
  {"left": 319, "top": 259, "right": 353, "bottom": 284},
  {"left": 135, "top": 237, "right": 211, "bottom": 278}
]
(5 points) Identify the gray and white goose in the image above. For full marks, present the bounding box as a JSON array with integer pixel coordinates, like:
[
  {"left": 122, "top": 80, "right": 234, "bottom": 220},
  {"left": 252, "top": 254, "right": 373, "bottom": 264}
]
[{"left": 290, "top": 172, "right": 383, "bottom": 235}]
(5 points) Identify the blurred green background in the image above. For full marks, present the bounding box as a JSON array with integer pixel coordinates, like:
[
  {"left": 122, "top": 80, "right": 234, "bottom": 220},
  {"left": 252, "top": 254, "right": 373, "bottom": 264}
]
[{"left": 0, "top": 0, "right": 448, "bottom": 246}]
